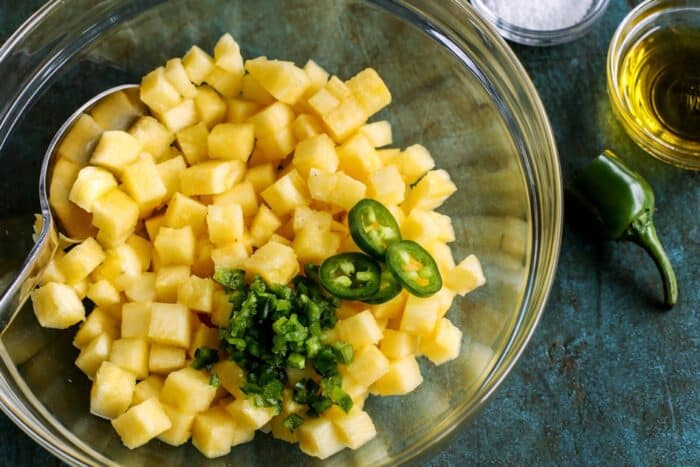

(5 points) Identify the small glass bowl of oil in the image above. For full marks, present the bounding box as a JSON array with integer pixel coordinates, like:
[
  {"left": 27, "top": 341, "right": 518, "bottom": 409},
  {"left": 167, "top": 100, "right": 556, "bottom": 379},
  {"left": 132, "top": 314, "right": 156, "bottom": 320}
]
[{"left": 608, "top": 0, "right": 700, "bottom": 170}]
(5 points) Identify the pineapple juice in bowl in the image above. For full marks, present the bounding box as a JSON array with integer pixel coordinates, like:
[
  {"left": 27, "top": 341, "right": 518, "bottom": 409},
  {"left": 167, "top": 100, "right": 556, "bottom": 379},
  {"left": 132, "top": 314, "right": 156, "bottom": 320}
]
[{"left": 0, "top": 0, "right": 561, "bottom": 465}]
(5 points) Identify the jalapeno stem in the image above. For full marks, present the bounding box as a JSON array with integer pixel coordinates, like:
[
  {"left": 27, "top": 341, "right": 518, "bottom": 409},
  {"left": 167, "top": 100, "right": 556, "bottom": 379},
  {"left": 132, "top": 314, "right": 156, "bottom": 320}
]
[{"left": 629, "top": 214, "right": 678, "bottom": 309}]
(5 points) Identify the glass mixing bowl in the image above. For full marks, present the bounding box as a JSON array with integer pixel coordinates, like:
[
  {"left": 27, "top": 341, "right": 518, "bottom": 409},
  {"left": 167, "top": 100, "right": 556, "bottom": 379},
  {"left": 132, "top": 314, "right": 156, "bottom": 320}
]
[{"left": 0, "top": 0, "right": 562, "bottom": 465}]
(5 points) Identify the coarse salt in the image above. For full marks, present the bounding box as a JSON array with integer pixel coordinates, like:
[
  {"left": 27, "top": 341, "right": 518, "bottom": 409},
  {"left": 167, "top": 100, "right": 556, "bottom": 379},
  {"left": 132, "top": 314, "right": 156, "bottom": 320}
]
[{"left": 480, "top": 0, "right": 594, "bottom": 31}]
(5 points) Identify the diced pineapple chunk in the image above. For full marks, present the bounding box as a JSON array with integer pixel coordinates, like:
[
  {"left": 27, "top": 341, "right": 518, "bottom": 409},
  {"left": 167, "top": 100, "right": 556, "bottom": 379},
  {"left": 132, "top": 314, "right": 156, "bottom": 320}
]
[
  {"left": 303, "top": 59, "right": 330, "bottom": 93},
  {"left": 74, "top": 308, "right": 118, "bottom": 348},
  {"left": 297, "top": 417, "right": 345, "bottom": 460},
  {"left": 90, "top": 90, "right": 144, "bottom": 132},
  {"left": 75, "top": 333, "right": 113, "bottom": 379},
  {"left": 336, "top": 310, "right": 383, "bottom": 348},
  {"left": 206, "top": 123, "right": 254, "bottom": 163},
  {"left": 120, "top": 302, "right": 151, "bottom": 338},
  {"left": 257, "top": 126, "right": 297, "bottom": 161},
  {"left": 368, "top": 165, "right": 405, "bottom": 206},
  {"left": 397, "top": 144, "right": 435, "bottom": 184},
  {"left": 337, "top": 133, "right": 382, "bottom": 181},
  {"left": 149, "top": 343, "right": 186, "bottom": 374},
  {"left": 331, "top": 172, "right": 367, "bottom": 210},
  {"left": 132, "top": 375, "right": 164, "bottom": 406},
  {"left": 164, "top": 192, "right": 207, "bottom": 233},
  {"left": 110, "top": 337, "right": 149, "bottom": 379},
  {"left": 292, "top": 133, "right": 338, "bottom": 177},
  {"left": 155, "top": 98, "right": 199, "bottom": 133},
  {"left": 158, "top": 403, "right": 196, "bottom": 446},
  {"left": 246, "top": 58, "right": 311, "bottom": 105},
  {"left": 241, "top": 74, "right": 276, "bottom": 105},
  {"left": 154, "top": 266, "right": 190, "bottom": 303},
  {"left": 243, "top": 241, "right": 299, "bottom": 285},
  {"left": 57, "top": 114, "right": 103, "bottom": 164},
  {"left": 112, "top": 397, "right": 172, "bottom": 449},
  {"left": 325, "top": 76, "right": 352, "bottom": 100},
  {"left": 31, "top": 282, "right": 85, "bottom": 329},
  {"left": 211, "top": 290, "right": 233, "bottom": 327},
  {"left": 122, "top": 158, "right": 168, "bottom": 216},
  {"left": 182, "top": 46, "right": 215, "bottom": 85},
  {"left": 369, "top": 356, "right": 423, "bottom": 396},
  {"left": 424, "top": 241, "right": 455, "bottom": 277},
  {"left": 332, "top": 409, "right": 377, "bottom": 449},
  {"left": 292, "top": 206, "right": 333, "bottom": 232},
  {"left": 292, "top": 113, "right": 324, "bottom": 141},
  {"left": 377, "top": 148, "right": 400, "bottom": 166},
  {"left": 211, "top": 360, "right": 246, "bottom": 399},
  {"left": 308, "top": 88, "right": 340, "bottom": 117},
  {"left": 445, "top": 255, "right": 486, "bottom": 296},
  {"left": 206, "top": 203, "right": 244, "bottom": 246},
  {"left": 244, "top": 162, "right": 277, "bottom": 194},
  {"left": 213, "top": 181, "right": 258, "bottom": 217},
  {"left": 90, "top": 131, "right": 142, "bottom": 176},
  {"left": 147, "top": 303, "right": 192, "bottom": 348},
  {"left": 144, "top": 214, "right": 166, "bottom": 242},
  {"left": 292, "top": 225, "right": 340, "bottom": 263},
  {"left": 140, "top": 67, "right": 181, "bottom": 113},
  {"left": 205, "top": 65, "right": 243, "bottom": 98},
  {"left": 177, "top": 275, "right": 215, "bottom": 313},
  {"left": 86, "top": 280, "right": 121, "bottom": 308},
  {"left": 346, "top": 68, "right": 392, "bottom": 116},
  {"left": 194, "top": 85, "right": 227, "bottom": 129},
  {"left": 125, "top": 234, "right": 152, "bottom": 271},
  {"left": 360, "top": 121, "right": 392, "bottom": 148},
  {"left": 261, "top": 169, "right": 310, "bottom": 216},
  {"left": 225, "top": 398, "right": 276, "bottom": 430},
  {"left": 188, "top": 322, "right": 219, "bottom": 357},
  {"left": 211, "top": 242, "right": 249, "bottom": 269},
  {"left": 214, "top": 33, "right": 244, "bottom": 74},
  {"left": 90, "top": 361, "right": 136, "bottom": 419},
  {"left": 50, "top": 158, "right": 96, "bottom": 239},
  {"left": 157, "top": 155, "right": 186, "bottom": 200},
  {"left": 401, "top": 209, "right": 452, "bottom": 244},
  {"left": 322, "top": 96, "right": 368, "bottom": 142},
  {"left": 180, "top": 160, "right": 245, "bottom": 196},
  {"left": 92, "top": 188, "right": 139, "bottom": 243},
  {"left": 227, "top": 99, "right": 261, "bottom": 123},
  {"left": 400, "top": 289, "right": 455, "bottom": 336},
  {"left": 249, "top": 101, "right": 295, "bottom": 138},
  {"left": 154, "top": 226, "right": 196, "bottom": 266},
  {"left": 160, "top": 367, "right": 217, "bottom": 413},
  {"left": 379, "top": 330, "right": 418, "bottom": 360},
  {"left": 57, "top": 237, "right": 105, "bottom": 284},
  {"left": 345, "top": 345, "right": 390, "bottom": 386},
  {"left": 192, "top": 407, "right": 253, "bottom": 458},
  {"left": 69, "top": 166, "right": 117, "bottom": 213},
  {"left": 402, "top": 169, "right": 457, "bottom": 212},
  {"left": 164, "top": 58, "right": 197, "bottom": 98},
  {"left": 176, "top": 122, "right": 209, "bottom": 165},
  {"left": 419, "top": 318, "right": 462, "bottom": 365}
]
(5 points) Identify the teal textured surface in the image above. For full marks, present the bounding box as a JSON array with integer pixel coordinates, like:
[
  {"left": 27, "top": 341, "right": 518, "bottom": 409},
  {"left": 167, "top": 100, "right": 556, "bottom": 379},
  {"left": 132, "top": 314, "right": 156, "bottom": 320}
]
[{"left": 0, "top": 0, "right": 698, "bottom": 465}]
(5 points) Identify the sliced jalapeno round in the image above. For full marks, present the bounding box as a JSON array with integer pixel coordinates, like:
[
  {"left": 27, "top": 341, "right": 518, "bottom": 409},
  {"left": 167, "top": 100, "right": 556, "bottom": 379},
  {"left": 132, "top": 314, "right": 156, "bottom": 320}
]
[
  {"left": 362, "top": 265, "right": 402, "bottom": 304},
  {"left": 348, "top": 199, "right": 402, "bottom": 259},
  {"left": 386, "top": 240, "right": 442, "bottom": 297},
  {"left": 319, "top": 253, "right": 381, "bottom": 301}
]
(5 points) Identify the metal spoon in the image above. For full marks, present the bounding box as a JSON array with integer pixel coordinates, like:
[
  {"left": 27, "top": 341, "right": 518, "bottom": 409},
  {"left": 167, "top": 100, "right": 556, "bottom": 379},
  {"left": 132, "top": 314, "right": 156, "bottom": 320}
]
[{"left": 0, "top": 84, "right": 139, "bottom": 333}]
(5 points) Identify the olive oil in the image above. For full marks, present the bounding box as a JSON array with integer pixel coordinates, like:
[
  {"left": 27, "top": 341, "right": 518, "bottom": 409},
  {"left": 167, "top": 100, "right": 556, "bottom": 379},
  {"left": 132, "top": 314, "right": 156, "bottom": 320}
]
[{"left": 619, "top": 27, "right": 700, "bottom": 151}]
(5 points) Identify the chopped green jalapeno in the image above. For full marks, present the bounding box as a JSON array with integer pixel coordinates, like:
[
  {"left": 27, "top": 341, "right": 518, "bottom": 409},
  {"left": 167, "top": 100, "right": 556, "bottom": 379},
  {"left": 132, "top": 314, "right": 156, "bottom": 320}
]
[
  {"left": 319, "top": 253, "right": 381, "bottom": 300},
  {"left": 386, "top": 240, "right": 442, "bottom": 297},
  {"left": 348, "top": 199, "right": 402, "bottom": 259},
  {"left": 363, "top": 265, "right": 402, "bottom": 304}
]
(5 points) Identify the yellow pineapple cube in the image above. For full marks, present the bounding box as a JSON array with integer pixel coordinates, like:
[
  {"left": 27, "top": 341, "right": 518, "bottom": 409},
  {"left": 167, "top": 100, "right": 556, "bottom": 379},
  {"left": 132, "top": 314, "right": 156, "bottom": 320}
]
[
  {"left": 164, "top": 58, "right": 198, "bottom": 98},
  {"left": 249, "top": 101, "right": 296, "bottom": 138},
  {"left": 345, "top": 345, "right": 390, "bottom": 386},
  {"left": 164, "top": 192, "right": 207, "bottom": 233},
  {"left": 71, "top": 279, "right": 89, "bottom": 299},
  {"left": 369, "top": 356, "right": 423, "bottom": 396},
  {"left": 86, "top": 280, "right": 121, "bottom": 308},
  {"left": 227, "top": 98, "right": 261, "bottom": 123},
  {"left": 368, "top": 165, "right": 405, "bottom": 206},
  {"left": 154, "top": 226, "right": 196, "bottom": 266},
  {"left": 397, "top": 144, "right": 435, "bottom": 184},
  {"left": 208, "top": 203, "right": 245, "bottom": 245},
  {"left": 303, "top": 59, "right": 330, "bottom": 93},
  {"left": 122, "top": 158, "right": 168, "bottom": 216},
  {"left": 155, "top": 98, "right": 199, "bottom": 132},
  {"left": 256, "top": 126, "right": 296, "bottom": 161},
  {"left": 332, "top": 409, "right": 376, "bottom": 449},
  {"left": 90, "top": 130, "right": 142, "bottom": 176},
  {"left": 110, "top": 337, "right": 149, "bottom": 379},
  {"left": 214, "top": 33, "right": 244, "bottom": 75},
  {"left": 402, "top": 169, "right": 457, "bottom": 212},
  {"left": 424, "top": 240, "right": 455, "bottom": 278},
  {"left": 293, "top": 226, "right": 341, "bottom": 263},
  {"left": 292, "top": 113, "right": 324, "bottom": 141},
  {"left": 50, "top": 158, "right": 97, "bottom": 239},
  {"left": 31, "top": 282, "right": 85, "bottom": 329},
  {"left": 132, "top": 375, "right": 164, "bottom": 406},
  {"left": 148, "top": 302, "right": 192, "bottom": 348},
  {"left": 69, "top": 166, "right": 117, "bottom": 213},
  {"left": 180, "top": 160, "right": 245, "bottom": 196},
  {"left": 401, "top": 209, "right": 443, "bottom": 244},
  {"left": 126, "top": 234, "right": 152, "bottom": 270},
  {"left": 346, "top": 68, "right": 392, "bottom": 116},
  {"left": 56, "top": 114, "right": 103, "bottom": 164},
  {"left": 149, "top": 343, "right": 186, "bottom": 374},
  {"left": 112, "top": 397, "right": 172, "bottom": 449},
  {"left": 420, "top": 318, "right": 462, "bottom": 365},
  {"left": 75, "top": 333, "right": 113, "bottom": 379},
  {"left": 92, "top": 188, "right": 139, "bottom": 242},
  {"left": 337, "top": 133, "right": 382, "bottom": 182},
  {"left": 177, "top": 275, "right": 215, "bottom": 313},
  {"left": 244, "top": 241, "right": 299, "bottom": 285},
  {"left": 57, "top": 237, "right": 105, "bottom": 284},
  {"left": 297, "top": 417, "right": 345, "bottom": 460},
  {"left": 360, "top": 121, "right": 392, "bottom": 147},
  {"left": 208, "top": 122, "right": 255, "bottom": 161},
  {"left": 144, "top": 214, "right": 166, "bottom": 242},
  {"left": 307, "top": 87, "right": 340, "bottom": 116},
  {"left": 188, "top": 322, "right": 219, "bottom": 357},
  {"left": 140, "top": 67, "right": 181, "bottom": 113},
  {"left": 225, "top": 398, "right": 276, "bottom": 430},
  {"left": 205, "top": 65, "right": 243, "bottom": 98},
  {"left": 211, "top": 290, "right": 233, "bottom": 327},
  {"left": 244, "top": 162, "right": 277, "bottom": 194},
  {"left": 445, "top": 255, "right": 486, "bottom": 296},
  {"left": 400, "top": 289, "right": 454, "bottom": 336},
  {"left": 156, "top": 155, "right": 186, "bottom": 201},
  {"left": 261, "top": 169, "right": 310, "bottom": 216},
  {"left": 306, "top": 169, "right": 337, "bottom": 204},
  {"left": 121, "top": 302, "right": 151, "bottom": 338},
  {"left": 213, "top": 181, "right": 258, "bottom": 217},
  {"left": 90, "top": 361, "right": 136, "bottom": 419},
  {"left": 160, "top": 367, "right": 217, "bottom": 413},
  {"left": 90, "top": 90, "right": 144, "bottom": 132},
  {"left": 245, "top": 57, "right": 310, "bottom": 105},
  {"left": 182, "top": 46, "right": 215, "bottom": 85},
  {"left": 335, "top": 310, "right": 383, "bottom": 349},
  {"left": 377, "top": 148, "right": 400, "bottom": 166},
  {"left": 211, "top": 360, "right": 246, "bottom": 399},
  {"left": 322, "top": 95, "right": 368, "bottom": 142},
  {"left": 158, "top": 403, "right": 195, "bottom": 446},
  {"left": 73, "top": 308, "right": 118, "bottom": 349},
  {"left": 176, "top": 122, "right": 209, "bottom": 165},
  {"left": 194, "top": 85, "right": 227, "bottom": 129},
  {"left": 325, "top": 76, "right": 352, "bottom": 100},
  {"left": 292, "top": 133, "right": 339, "bottom": 177},
  {"left": 211, "top": 242, "right": 249, "bottom": 269},
  {"left": 342, "top": 377, "right": 368, "bottom": 409},
  {"left": 39, "top": 254, "right": 65, "bottom": 285},
  {"left": 249, "top": 204, "right": 281, "bottom": 248},
  {"left": 292, "top": 206, "right": 333, "bottom": 233},
  {"left": 379, "top": 329, "right": 418, "bottom": 360},
  {"left": 330, "top": 172, "right": 366, "bottom": 210},
  {"left": 241, "top": 74, "right": 276, "bottom": 105},
  {"left": 192, "top": 407, "right": 252, "bottom": 458}
]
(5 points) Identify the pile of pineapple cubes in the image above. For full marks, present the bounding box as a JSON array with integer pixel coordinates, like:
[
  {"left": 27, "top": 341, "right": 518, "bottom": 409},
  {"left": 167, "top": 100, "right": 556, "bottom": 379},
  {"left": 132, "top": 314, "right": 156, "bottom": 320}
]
[{"left": 30, "top": 33, "right": 486, "bottom": 459}]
